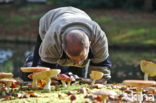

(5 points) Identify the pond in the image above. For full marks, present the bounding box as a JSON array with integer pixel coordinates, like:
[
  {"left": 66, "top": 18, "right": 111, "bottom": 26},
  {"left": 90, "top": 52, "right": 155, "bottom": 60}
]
[{"left": 0, "top": 42, "right": 156, "bottom": 83}]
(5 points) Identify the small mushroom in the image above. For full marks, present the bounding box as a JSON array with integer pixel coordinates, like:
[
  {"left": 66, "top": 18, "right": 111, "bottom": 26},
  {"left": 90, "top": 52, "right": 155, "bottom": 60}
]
[
  {"left": 0, "top": 78, "right": 16, "bottom": 88},
  {"left": 123, "top": 80, "right": 156, "bottom": 103},
  {"left": 140, "top": 60, "right": 156, "bottom": 80},
  {"left": 93, "top": 90, "right": 117, "bottom": 103},
  {"left": 32, "top": 69, "right": 61, "bottom": 92},
  {"left": 66, "top": 77, "right": 75, "bottom": 87},
  {"left": 0, "top": 72, "right": 13, "bottom": 79},
  {"left": 70, "top": 94, "right": 77, "bottom": 103},
  {"left": 90, "top": 71, "right": 104, "bottom": 85},
  {"left": 57, "top": 74, "right": 69, "bottom": 87},
  {"left": 1, "top": 87, "right": 9, "bottom": 96}
]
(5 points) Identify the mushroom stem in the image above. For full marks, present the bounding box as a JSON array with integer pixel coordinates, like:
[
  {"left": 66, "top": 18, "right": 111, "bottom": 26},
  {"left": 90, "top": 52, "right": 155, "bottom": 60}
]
[
  {"left": 61, "top": 80, "right": 67, "bottom": 87},
  {"left": 137, "top": 87, "right": 143, "bottom": 103},
  {"left": 67, "top": 81, "right": 71, "bottom": 87},
  {"left": 43, "top": 78, "right": 51, "bottom": 92},
  {"left": 102, "top": 96, "right": 107, "bottom": 103},
  {"left": 6, "top": 82, "right": 12, "bottom": 88},
  {"left": 32, "top": 78, "right": 38, "bottom": 89},
  {"left": 144, "top": 73, "right": 148, "bottom": 80},
  {"left": 91, "top": 79, "right": 96, "bottom": 86},
  {"left": 2, "top": 91, "right": 6, "bottom": 96}
]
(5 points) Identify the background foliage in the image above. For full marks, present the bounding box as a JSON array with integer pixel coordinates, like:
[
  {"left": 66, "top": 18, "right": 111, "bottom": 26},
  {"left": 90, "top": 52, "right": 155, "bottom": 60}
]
[{"left": 48, "top": 0, "right": 156, "bottom": 11}]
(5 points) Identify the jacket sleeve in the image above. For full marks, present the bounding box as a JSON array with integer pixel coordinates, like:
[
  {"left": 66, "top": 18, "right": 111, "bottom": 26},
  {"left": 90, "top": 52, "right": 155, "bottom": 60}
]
[
  {"left": 89, "top": 56, "right": 112, "bottom": 80},
  {"left": 89, "top": 22, "right": 111, "bottom": 80}
]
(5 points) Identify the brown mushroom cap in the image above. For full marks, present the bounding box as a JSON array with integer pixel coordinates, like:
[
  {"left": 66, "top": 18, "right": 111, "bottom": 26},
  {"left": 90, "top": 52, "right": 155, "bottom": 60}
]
[
  {"left": 0, "top": 78, "right": 16, "bottom": 83},
  {"left": 123, "top": 80, "right": 156, "bottom": 87},
  {"left": 90, "top": 71, "right": 104, "bottom": 80},
  {"left": 140, "top": 60, "right": 156, "bottom": 77},
  {"left": 21, "top": 67, "right": 50, "bottom": 72},
  {"left": 0, "top": 72, "right": 13, "bottom": 79},
  {"left": 33, "top": 69, "right": 61, "bottom": 80},
  {"left": 93, "top": 90, "right": 117, "bottom": 97}
]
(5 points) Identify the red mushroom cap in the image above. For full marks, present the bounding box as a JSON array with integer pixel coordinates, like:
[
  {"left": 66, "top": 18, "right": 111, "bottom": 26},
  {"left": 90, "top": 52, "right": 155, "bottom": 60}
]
[
  {"left": 66, "top": 77, "right": 75, "bottom": 82},
  {"left": 57, "top": 74, "right": 69, "bottom": 81}
]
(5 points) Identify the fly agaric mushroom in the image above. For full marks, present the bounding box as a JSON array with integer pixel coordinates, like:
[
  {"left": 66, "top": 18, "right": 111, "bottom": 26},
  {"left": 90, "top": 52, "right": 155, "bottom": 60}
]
[
  {"left": 66, "top": 76, "right": 75, "bottom": 87},
  {"left": 57, "top": 74, "right": 69, "bottom": 87},
  {"left": 0, "top": 72, "right": 13, "bottom": 79},
  {"left": 90, "top": 71, "right": 104, "bottom": 85},
  {"left": 0, "top": 78, "right": 16, "bottom": 88},
  {"left": 123, "top": 80, "right": 156, "bottom": 103},
  {"left": 140, "top": 60, "right": 156, "bottom": 80},
  {"left": 93, "top": 90, "right": 117, "bottom": 103},
  {"left": 30, "top": 69, "right": 60, "bottom": 92}
]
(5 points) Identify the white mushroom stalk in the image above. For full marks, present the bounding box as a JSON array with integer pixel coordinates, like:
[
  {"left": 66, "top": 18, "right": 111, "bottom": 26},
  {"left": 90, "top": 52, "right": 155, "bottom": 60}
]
[
  {"left": 140, "top": 60, "right": 156, "bottom": 80},
  {"left": 123, "top": 80, "right": 156, "bottom": 103},
  {"left": 89, "top": 71, "right": 104, "bottom": 85}
]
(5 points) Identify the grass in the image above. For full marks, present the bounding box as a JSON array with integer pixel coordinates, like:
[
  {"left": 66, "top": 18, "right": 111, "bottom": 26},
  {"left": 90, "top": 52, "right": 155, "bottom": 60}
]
[
  {"left": 1, "top": 84, "right": 121, "bottom": 103},
  {"left": 110, "top": 50, "right": 156, "bottom": 82},
  {"left": 91, "top": 14, "right": 156, "bottom": 45},
  {"left": 0, "top": 4, "right": 156, "bottom": 45}
]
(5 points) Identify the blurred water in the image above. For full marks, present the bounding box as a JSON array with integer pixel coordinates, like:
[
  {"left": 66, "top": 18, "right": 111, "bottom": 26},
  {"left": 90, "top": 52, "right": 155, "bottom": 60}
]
[
  {"left": 0, "top": 42, "right": 34, "bottom": 77},
  {"left": 0, "top": 49, "right": 13, "bottom": 63}
]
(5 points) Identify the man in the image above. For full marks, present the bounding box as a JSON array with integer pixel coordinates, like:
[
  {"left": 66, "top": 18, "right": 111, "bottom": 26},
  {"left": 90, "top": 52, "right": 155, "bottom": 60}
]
[{"left": 24, "top": 6, "right": 112, "bottom": 84}]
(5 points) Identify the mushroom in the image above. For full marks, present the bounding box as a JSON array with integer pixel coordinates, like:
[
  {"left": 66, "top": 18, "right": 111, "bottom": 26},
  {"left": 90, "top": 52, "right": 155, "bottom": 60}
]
[
  {"left": 31, "top": 69, "right": 61, "bottom": 92},
  {"left": 57, "top": 74, "right": 69, "bottom": 87},
  {"left": 66, "top": 76, "right": 75, "bottom": 87},
  {"left": 0, "top": 72, "right": 13, "bottom": 79},
  {"left": 93, "top": 90, "right": 117, "bottom": 103},
  {"left": 1, "top": 87, "right": 9, "bottom": 96},
  {"left": 21, "top": 67, "right": 50, "bottom": 89},
  {"left": 0, "top": 78, "right": 16, "bottom": 88},
  {"left": 70, "top": 94, "right": 77, "bottom": 103},
  {"left": 140, "top": 60, "right": 156, "bottom": 80},
  {"left": 89, "top": 71, "right": 104, "bottom": 85},
  {"left": 123, "top": 80, "right": 156, "bottom": 103}
]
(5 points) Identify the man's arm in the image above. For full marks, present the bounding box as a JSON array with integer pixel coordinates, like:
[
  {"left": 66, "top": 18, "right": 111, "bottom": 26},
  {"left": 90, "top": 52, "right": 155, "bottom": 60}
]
[
  {"left": 90, "top": 56, "right": 112, "bottom": 80},
  {"left": 32, "top": 34, "right": 42, "bottom": 67}
]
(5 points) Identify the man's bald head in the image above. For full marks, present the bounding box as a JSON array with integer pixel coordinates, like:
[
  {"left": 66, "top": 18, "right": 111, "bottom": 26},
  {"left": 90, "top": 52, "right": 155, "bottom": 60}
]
[{"left": 63, "top": 30, "right": 90, "bottom": 57}]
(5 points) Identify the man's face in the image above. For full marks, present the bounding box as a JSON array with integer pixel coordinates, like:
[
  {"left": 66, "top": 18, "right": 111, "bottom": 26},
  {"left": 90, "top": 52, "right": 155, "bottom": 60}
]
[{"left": 65, "top": 48, "right": 89, "bottom": 65}]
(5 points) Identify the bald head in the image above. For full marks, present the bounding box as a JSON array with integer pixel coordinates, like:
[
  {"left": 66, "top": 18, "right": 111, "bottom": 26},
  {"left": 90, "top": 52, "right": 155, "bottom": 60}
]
[{"left": 63, "top": 30, "right": 90, "bottom": 57}]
